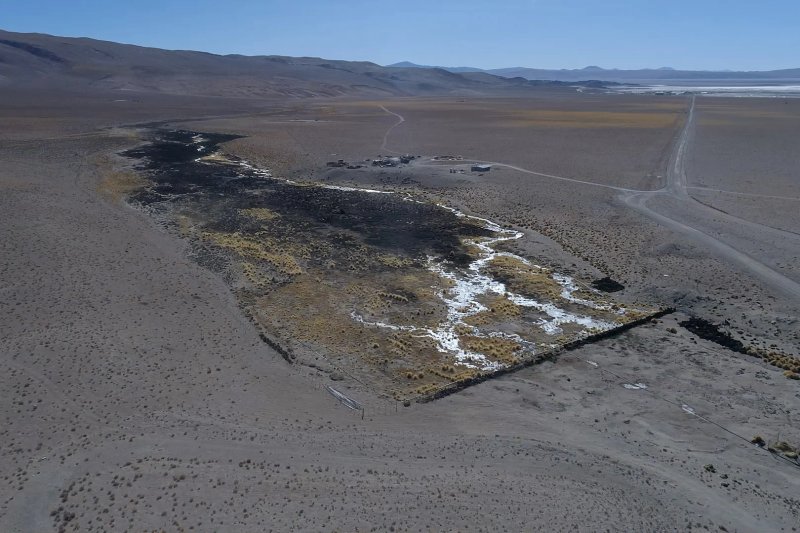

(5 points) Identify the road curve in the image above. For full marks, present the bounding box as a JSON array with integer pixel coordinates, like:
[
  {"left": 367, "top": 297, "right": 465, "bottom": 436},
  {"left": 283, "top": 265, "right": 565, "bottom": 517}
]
[
  {"left": 379, "top": 105, "right": 405, "bottom": 154},
  {"left": 659, "top": 97, "right": 800, "bottom": 242},
  {"left": 377, "top": 102, "right": 800, "bottom": 300},
  {"left": 620, "top": 97, "right": 800, "bottom": 300}
]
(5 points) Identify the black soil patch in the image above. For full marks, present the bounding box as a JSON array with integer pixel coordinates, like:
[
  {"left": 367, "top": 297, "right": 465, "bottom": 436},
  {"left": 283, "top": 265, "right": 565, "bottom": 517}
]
[
  {"left": 591, "top": 277, "right": 625, "bottom": 292},
  {"left": 679, "top": 317, "right": 746, "bottom": 353},
  {"left": 122, "top": 129, "right": 494, "bottom": 269}
]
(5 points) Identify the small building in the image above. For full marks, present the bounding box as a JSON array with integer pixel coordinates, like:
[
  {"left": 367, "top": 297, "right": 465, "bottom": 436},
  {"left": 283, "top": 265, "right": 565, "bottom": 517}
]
[
  {"left": 471, "top": 164, "right": 492, "bottom": 172},
  {"left": 372, "top": 157, "right": 401, "bottom": 167}
]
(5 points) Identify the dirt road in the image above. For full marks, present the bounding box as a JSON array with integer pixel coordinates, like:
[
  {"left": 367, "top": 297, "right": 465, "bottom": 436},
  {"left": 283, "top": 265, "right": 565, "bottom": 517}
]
[
  {"left": 381, "top": 99, "right": 800, "bottom": 300},
  {"left": 619, "top": 97, "right": 800, "bottom": 300}
]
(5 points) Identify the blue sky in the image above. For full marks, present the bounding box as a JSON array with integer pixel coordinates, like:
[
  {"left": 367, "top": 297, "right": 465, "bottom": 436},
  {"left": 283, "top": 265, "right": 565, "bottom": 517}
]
[{"left": 1, "top": 0, "right": 798, "bottom": 70}]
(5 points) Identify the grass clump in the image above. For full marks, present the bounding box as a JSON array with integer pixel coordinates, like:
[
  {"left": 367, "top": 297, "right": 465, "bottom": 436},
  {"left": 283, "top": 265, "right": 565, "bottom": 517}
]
[
  {"left": 460, "top": 335, "right": 522, "bottom": 365},
  {"left": 97, "top": 169, "right": 148, "bottom": 203},
  {"left": 486, "top": 256, "right": 563, "bottom": 301},
  {"left": 202, "top": 231, "right": 303, "bottom": 275},
  {"left": 239, "top": 207, "right": 280, "bottom": 222}
]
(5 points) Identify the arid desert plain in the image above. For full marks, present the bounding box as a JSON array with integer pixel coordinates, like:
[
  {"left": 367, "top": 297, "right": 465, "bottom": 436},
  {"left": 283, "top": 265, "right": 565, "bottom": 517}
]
[{"left": 2, "top": 79, "right": 800, "bottom": 532}]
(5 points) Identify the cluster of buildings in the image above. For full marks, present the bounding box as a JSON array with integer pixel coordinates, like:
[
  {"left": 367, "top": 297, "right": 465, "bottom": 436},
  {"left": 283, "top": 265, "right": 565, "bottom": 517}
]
[
  {"left": 325, "top": 159, "right": 364, "bottom": 170},
  {"left": 371, "top": 154, "right": 416, "bottom": 167},
  {"left": 325, "top": 155, "right": 490, "bottom": 173},
  {"left": 449, "top": 164, "right": 492, "bottom": 174},
  {"left": 326, "top": 154, "right": 418, "bottom": 169}
]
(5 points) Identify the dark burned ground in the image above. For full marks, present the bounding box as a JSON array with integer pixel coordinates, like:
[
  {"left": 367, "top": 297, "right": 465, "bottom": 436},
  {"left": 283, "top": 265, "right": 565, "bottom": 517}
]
[
  {"left": 122, "top": 129, "right": 654, "bottom": 399},
  {"left": 125, "top": 130, "right": 490, "bottom": 266},
  {"left": 123, "top": 129, "right": 501, "bottom": 397},
  {"left": 680, "top": 316, "right": 800, "bottom": 379},
  {"left": 591, "top": 276, "right": 625, "bottom": 293},
  {"left": 679, "top": 316, "right": 746, "bottom": 353}
]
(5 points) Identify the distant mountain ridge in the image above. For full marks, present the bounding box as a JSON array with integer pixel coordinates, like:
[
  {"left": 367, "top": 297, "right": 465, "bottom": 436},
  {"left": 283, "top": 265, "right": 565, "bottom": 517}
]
[
  {"left": 388, "top": 62, "right": 800, "bottom": 83},
  {"left": 387, "top": 61, "right": 485, "bottom": 73},
  {"left": 0, "top": 29, "right": 604, "bottom": 98}
]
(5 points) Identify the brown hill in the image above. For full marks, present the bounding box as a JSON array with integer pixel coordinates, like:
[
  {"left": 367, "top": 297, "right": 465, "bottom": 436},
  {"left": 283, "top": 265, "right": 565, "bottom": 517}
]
[{"left": 0, "top": 29, "right": 551, "bottom": 98}]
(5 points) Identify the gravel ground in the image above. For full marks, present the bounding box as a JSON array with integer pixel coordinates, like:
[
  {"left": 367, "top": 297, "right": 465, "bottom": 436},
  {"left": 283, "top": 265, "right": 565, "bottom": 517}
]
[{"left": 2, "top": 89, "right": 799, "bottom": 532}]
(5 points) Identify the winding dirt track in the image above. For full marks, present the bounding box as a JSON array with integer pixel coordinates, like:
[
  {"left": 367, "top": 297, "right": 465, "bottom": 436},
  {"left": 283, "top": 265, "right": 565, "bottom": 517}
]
[
  {"left": 378, "top": 105, "right": 405, "bottom": 154},
  {"left": 380, "top": 99, "right": 800, "bottom": 301}
]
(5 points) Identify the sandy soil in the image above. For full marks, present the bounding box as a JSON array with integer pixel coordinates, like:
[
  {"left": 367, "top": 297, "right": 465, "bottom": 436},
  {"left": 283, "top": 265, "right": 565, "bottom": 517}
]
[
  {"left": 2, "top": 89, "right": 799, "bottom": 532},
  {"left": 687, "top": 97, "right": 800, "bottom": 235},
  {"left": 690, "top": 98, "right": 800, "bottom": 197},
  {"left": 204, "top": 94, "right": 685, "bottom": 191}
]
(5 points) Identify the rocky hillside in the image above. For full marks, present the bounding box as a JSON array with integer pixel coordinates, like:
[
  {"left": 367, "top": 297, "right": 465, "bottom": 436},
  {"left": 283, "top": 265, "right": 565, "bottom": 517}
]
[{"left": 0, "top": 29, "right": 557, "bottom": 98}]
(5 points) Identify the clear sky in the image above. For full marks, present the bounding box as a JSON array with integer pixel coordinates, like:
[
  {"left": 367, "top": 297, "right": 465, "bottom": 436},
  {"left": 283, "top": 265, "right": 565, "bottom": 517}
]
[{"left": 1, "top": 0, "right": 798, "bottom": 71}]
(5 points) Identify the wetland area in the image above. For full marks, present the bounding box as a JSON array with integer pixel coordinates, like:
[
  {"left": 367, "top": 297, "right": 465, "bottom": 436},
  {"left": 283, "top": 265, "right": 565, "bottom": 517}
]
[{"left": 123, "top": 129, "right": 654, "bottom": 399}]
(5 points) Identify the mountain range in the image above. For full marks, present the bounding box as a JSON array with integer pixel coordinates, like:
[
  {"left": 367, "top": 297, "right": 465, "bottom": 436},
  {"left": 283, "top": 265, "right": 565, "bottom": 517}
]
[
  {"left": 6, "top": 28, "right": 793, "bottom": 102},
  {"left": 388, "top": 61, "right": 800, "bottom": 84},
  {"left": 0, "top": 29, "right": 603, "bottom": 99}
]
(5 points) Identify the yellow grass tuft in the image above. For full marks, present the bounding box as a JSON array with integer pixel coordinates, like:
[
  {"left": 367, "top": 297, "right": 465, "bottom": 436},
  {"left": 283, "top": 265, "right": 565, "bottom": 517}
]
[
  {"left": 97, "top": 169, "right": 148, "bottom": 203},
  {"left": 464, "top": 294, "right": 523, "bottom": 327},
  {"left": 241, "top": 262, "right": 272, "bottom": 289},
  {"left": 376, "top": 253, "right": 414, "bottom": 268},
  {"left": 378, "top": 291, "right": 409, "bottom": 303},
  {"left": 239, "top": 207, "right": 280, "bottom": 222},
  {"left": 486, "top": 256, "right": 562, "bottom": 301},
  {"left": 460, "top": 335, "right": 522, "bottom": 365},
  {"left": 202, "top": 232, "right": 303, "bottom": 275}
]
